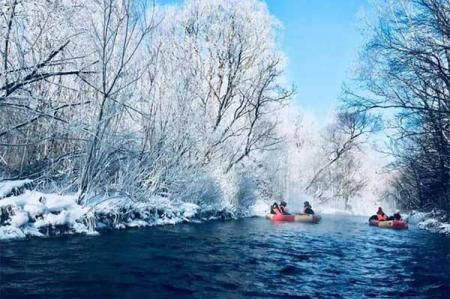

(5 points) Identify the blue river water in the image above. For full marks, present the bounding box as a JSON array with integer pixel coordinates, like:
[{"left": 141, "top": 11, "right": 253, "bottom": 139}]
[{"left": 1, "top": 215, "right": 449, "bottom": 298}]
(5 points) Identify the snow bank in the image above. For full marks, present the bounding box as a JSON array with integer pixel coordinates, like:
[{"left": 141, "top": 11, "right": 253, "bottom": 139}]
[
  {"left": 417, "top": 219, "right": 450, "bottom": 234},
  {"left": 406, "top": 210, "right": 450, "bottom": 235},
  {"left": 0, "top": 179, "right": 33, "bottom": 198},
  {"left": 0, "top": 181, "right": 234, "bottom": 240},
  {"left": 91, "top": 196, "right": 204, "bottom": 228},
  {"left": 0, "top": 225, "right": 26, "bottom": 240},
  {"left": 0, "top": 189, "right": 93, "bottom": 240}
]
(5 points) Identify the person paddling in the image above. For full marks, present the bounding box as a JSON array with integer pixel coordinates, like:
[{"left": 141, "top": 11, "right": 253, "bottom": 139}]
[{"left": 303, "top": 201, "right": 315, "bottom": 215}]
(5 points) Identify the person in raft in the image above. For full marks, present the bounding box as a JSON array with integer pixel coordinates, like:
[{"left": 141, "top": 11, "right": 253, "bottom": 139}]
[
  {"left": 303, "top": 201, "right": 315, "bottom": 215},
  {"left": 388, "top": 210, "right": 402, "bottom": 221},
  {"left": 270, "top": 202, "right": 282, "bottom": 214},
  {"left": 369, "top": 207, "right": 388, "bottom": 221},
  {"left": 279, "top": 200, "right": 290, "bottom": 215},
  {"left": 376, "top": 207, "right": 388, "bottom": 221},
  {"left": 270, "top": 201, "right": 290, "bottom": 215}
]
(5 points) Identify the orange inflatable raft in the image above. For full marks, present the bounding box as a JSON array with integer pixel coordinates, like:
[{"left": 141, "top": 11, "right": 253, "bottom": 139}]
[
  {"left": 266, "top": 214, "right": 321, "bottom": 223},
  {"left": 369, "top": 219, "right": 408, "bottom": 229}
]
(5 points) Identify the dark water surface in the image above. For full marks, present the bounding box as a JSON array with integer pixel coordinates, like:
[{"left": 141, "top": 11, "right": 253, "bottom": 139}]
[{"left": 1, "top": 215, "right": 449, "bottom": 298}]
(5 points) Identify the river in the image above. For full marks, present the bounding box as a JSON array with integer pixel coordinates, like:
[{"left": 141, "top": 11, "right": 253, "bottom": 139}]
[{"left": 1, "top": 215, "right": 449, "bottom": 298}]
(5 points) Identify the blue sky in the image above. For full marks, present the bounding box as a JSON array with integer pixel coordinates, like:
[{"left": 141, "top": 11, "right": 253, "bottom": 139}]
[{"left": 265, "top": 0, "right": 369, "bottom": 121}]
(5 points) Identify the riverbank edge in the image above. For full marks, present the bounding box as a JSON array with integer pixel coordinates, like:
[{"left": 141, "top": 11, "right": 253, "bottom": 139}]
[
  {"left": 1, "top": 180, "right": 449, "bottom": 240},
  {"left": 406, "top": 210, "right": 450, "bottom": 235},
  {"left": 0, "top": 180, "right": 244, "bottom": 240}
]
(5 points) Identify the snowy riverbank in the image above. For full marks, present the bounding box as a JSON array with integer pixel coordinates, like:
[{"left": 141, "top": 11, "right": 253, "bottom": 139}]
[
  {"left": 406, "top": 210, "right": 450, "bottom": 235},
  {"left": 0, "top": 180, "right": 239, "bottom": 240},
  {"left": 1, "top": 180, "right": 448, "bottom": 240}
]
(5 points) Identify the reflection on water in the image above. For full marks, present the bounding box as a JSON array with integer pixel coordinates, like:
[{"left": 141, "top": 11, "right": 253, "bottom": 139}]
[{"left": 1, "top": 215, "right": 449, "bottom": 298}]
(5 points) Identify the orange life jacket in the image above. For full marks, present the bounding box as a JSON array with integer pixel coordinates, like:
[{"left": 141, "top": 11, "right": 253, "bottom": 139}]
[{"left": 377, "top": 213, "right": 387, "bottom": 221}]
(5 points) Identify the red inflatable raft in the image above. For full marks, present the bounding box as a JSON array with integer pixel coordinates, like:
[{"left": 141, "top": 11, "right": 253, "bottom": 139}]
[
  {"left": 369, "top": 219, "right": 408, "bottom": 229},
  {"left": 266, "top": 214, "right": 321, "bottom": 223}
]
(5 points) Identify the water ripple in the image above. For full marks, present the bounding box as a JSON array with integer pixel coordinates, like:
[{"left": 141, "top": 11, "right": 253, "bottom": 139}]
[{"left": 1, "top": 215, "right": 449, "bottom": 298}]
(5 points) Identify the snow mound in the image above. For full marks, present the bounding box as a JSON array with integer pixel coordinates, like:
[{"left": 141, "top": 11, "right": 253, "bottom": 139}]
[
  {"left": 406, "top": 210, "right": 450, "bottom": 234},
  {"left": 0, "top": 179, "right": 33, "bottom": 198},
  {"left": 10, "top": 211, "right": 29, "bottom": 227},
  {"left": 0, "top": 225, "right": 26, "bottom": 240},
  {"left": 180, "top": 202, "right": 200, "bottom": 219},
  {"left": 417, "top": 219, "right": 450, "bottom": 234},
  {"left": 0, "top": 189, "right": 93, "bottom": 239}
]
